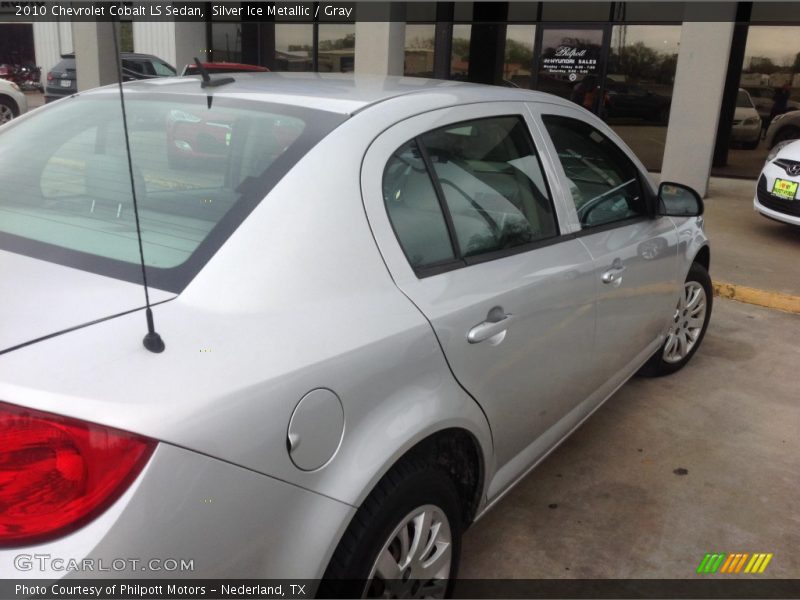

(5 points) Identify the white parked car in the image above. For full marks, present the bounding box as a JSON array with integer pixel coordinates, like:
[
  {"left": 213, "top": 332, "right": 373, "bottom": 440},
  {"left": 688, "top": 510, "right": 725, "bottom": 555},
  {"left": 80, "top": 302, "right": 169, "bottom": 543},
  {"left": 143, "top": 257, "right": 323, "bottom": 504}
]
[
  {"left": 0, "top": 78, "right": 27, "bottom": 124},
  {"left": 765, "top": 108, "right": 800, "bottom": 149},
  {"left": 755, "top": 139, "right": 800, "bottom": 227},
  {"left": 731, "top": 89, "right": 761, "bottom": 150}
]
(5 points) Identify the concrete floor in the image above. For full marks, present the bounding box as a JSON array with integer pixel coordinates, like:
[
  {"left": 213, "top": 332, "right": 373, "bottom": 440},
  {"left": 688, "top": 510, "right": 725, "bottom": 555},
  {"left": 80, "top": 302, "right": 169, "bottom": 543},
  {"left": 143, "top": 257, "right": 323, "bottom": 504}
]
[
  {"left": 703, "top": 178, "right": 800, "bottom": 297},
  {"left": 461, "top": 298, "right": 800, "bottom": 579}
]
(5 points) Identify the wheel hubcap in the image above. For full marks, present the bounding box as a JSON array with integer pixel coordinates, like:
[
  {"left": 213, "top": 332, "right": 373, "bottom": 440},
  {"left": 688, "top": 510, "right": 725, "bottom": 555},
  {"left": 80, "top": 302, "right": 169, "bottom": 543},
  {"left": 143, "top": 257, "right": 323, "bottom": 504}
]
[
  {"left": 0, "top": 105, "right": 13, "bottom": 124},
  {"left": 364, "top": 504, "right": 452, "bottom": 599},
  {"left": 663, "top": 281, "right": 706, "bottom": 364}
]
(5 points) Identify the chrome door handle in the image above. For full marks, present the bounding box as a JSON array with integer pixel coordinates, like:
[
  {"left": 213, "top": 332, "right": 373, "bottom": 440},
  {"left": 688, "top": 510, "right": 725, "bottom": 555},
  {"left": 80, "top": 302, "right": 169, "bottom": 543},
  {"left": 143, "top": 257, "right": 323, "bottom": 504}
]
[
  {"left": 467, "top": 313, "right": 514, "bottom": 344},
  {"left": 601, "top": 268, "right": 626, "bottom": 284},
  {"left": 602, "top": 259, "right": 626, "bottom": 285}
]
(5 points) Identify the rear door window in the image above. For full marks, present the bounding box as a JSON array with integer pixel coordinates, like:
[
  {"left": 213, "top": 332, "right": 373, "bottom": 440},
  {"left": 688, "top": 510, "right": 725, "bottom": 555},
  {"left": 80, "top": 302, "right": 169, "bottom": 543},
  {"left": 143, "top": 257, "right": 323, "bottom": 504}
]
[{"left": 418, "top": 116, "right": 557, "bottom": 260}]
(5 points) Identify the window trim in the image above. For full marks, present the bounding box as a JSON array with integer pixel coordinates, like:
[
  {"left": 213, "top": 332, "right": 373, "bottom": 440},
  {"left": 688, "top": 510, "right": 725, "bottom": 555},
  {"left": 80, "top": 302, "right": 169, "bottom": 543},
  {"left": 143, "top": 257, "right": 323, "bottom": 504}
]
[{"left": 396, "top": 114, "right": 563, "bottom": 278}]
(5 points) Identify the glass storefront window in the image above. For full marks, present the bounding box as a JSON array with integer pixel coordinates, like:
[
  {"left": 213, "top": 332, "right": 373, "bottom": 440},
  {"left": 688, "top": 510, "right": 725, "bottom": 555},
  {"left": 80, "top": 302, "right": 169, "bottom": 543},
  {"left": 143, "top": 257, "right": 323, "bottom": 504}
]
[
  {"left": 537, "top": 27, "right": 604, "bottom": 103},
  {"left": 318, "top": 24, "right": 355, "bottom": 73},
  {"left": 712, "top": 25, "right": 800, "bottom": 178},
  {"left": 606, "top": 25, "right": 681, "bottom": 172},
  {"left": 274, "top": 24, "right": 313, "bottom": 72},
  {"left": 451, "top": 24, "right": 471, "bottom": 80},
  {"left": 504, "top": 25, "right": 535, "bottom": 88},
  {"left": 405, "top": 24, "right": 435, "bottom": 77},
  {"left": 212, "top": 23, "right": 243, "bottom": 63}
]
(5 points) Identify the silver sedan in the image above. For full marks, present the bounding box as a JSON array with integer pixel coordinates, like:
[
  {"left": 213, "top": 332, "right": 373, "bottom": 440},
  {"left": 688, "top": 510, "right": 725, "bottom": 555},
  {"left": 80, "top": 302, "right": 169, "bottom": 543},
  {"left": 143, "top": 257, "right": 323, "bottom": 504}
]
[{"left": 0, "top": 74, "right": 711, "bottom": 595}]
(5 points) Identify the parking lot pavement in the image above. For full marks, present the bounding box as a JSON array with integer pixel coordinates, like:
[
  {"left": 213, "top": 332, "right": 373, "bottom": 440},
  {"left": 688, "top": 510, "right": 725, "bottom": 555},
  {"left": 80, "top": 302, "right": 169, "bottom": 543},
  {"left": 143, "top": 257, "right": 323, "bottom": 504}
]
[
  {"left": 703, "top": 177, "right": 800, "bottom": 298},
  {"left": 460, "top": 297, "right": 800, "bottom": 579},
  {"left": 24, "top": 90, "right": 44, "bottom": 110}
]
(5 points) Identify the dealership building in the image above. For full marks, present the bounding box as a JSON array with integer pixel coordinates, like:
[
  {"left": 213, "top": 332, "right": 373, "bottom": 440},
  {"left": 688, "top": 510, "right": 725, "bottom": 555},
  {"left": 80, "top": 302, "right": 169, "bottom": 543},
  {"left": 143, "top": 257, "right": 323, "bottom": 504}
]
[{"left": 2, "top": 1, "right": 800, "bottom": 192}]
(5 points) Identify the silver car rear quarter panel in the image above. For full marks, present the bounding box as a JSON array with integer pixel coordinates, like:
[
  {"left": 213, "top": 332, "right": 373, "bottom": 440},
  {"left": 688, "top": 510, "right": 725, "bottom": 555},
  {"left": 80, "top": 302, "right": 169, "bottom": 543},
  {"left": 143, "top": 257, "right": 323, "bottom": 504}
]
[
  {"left": 0, "top": 101, "right": 493, "bottom": 510},
  {"left": 0, "top": 443, "right": 354, "bottom": 578}
]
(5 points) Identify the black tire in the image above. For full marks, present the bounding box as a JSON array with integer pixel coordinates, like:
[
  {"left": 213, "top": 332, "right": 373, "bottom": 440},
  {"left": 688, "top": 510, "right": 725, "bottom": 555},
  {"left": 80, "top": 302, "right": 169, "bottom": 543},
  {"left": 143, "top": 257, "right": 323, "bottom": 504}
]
[
  {"left": 319, "top": 459, "right": 463, "bottom": 599},
  {"left": 638, "top": 262, "right": 712, "bottom": 377},
  {"left": 0, "top": 96, "right": 19, "bottom": 125},
  {"left": 771, "top": 125, "right": 800, "bottom": 148}
]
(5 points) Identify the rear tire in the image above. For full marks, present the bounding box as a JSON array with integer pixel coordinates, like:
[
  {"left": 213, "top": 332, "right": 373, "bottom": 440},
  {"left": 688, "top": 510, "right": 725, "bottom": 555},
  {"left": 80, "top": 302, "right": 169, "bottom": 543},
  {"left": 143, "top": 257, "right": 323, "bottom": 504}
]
[
  {"left": 638, "top": 262, "right": 712, "bottom": 377},
  {"left": 319, "top": 459, "right": 462, "bottom": 599}
]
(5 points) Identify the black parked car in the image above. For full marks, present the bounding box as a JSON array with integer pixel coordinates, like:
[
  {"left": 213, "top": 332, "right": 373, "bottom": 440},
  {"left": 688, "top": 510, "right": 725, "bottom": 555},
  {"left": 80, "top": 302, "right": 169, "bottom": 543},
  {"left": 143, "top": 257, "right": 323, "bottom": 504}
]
[
  {"left": 45, "top": 53, "right": 176, "bottom": 103},
  {"left": 605, "top": 81, "right": 672, "bottom": 123}
]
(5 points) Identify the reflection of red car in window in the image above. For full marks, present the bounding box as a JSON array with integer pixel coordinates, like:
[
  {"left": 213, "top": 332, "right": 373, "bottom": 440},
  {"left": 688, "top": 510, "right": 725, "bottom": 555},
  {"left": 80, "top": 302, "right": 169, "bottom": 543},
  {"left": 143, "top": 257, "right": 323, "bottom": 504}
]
[
  {"left": 166, "top": 109, "right": 234, "bottom": 169},
  {"left": 166, "top": 108, "right": 303, "bottom": 170},
  {"left": 180, "top": 62, "right": 269, "bottom": 76}
]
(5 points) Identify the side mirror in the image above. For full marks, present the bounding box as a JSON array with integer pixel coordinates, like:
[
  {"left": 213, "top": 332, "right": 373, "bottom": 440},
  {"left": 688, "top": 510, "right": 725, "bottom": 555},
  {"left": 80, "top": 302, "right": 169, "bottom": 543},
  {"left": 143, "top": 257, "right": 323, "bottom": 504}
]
[{"left": 657, "top": 182, "right": 704, "bottom": 217}]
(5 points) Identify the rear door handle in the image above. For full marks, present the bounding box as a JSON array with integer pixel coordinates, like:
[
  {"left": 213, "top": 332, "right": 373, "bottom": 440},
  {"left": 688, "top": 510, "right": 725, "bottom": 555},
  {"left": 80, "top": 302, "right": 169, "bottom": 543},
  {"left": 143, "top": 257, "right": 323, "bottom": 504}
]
[{"left": 468, "top": 311, "right": 514, "bottom": 344}]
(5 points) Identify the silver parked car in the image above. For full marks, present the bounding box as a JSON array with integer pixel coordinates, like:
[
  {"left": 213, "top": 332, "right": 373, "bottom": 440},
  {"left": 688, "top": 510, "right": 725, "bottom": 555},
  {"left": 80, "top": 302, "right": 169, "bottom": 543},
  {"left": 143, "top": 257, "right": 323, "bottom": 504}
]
[{"left": 0, "top": 74, "right": 711, "bottom": 595}]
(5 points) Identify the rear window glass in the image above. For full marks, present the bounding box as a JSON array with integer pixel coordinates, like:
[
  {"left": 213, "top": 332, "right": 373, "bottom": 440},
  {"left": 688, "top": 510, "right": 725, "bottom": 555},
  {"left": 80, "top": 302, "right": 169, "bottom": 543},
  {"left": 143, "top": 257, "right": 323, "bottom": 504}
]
[{"left": 0, "top": 93, "right": 344, "bottom": 292}]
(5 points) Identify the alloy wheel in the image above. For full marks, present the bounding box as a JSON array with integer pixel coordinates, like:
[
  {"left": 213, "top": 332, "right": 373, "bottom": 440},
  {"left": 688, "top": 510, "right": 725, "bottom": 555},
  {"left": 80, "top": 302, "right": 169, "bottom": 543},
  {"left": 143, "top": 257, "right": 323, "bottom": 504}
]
[
  {"left": 663, "top": 281, "right": 707, "bottom": 364},
  {"left": 0, "top": 104, "right": 14, "bottom": 124},
  {"left": 365, "top": 504, "right": 453, "bottom": 599}
]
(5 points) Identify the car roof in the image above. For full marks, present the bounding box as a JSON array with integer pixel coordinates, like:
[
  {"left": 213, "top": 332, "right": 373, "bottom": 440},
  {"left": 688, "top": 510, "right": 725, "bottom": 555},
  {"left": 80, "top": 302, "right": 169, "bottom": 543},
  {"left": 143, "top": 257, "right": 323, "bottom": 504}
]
[{"left": 89, "top": 72, "right": 572, "bottom": 115}]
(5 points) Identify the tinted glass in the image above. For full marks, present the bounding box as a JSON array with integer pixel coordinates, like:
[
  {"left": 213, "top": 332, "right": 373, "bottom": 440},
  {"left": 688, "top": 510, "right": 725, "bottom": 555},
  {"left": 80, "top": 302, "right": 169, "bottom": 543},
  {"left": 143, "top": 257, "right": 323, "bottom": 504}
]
[
  {"left": 737, "top": 90, "right": 753, "bottom": 108},
  {"left": 404, "top": 24, "right": 435, "bottom": 77},
  {"left": 274, "top": 24, "right": 314, "bottom": 71},
  {"left": 542, "top": 114, "right": 647, "bottom": 228},
  {"left": 0, "top": 94, "right": 344, "bottom": 292},
  {"left": 606, "top": 25, "right": 681, "bottom": 172},
  {"left": 504, "top": 25, "right": 535, "bottom": 89},
  {"left": 382, "top": 141, "right": 455, "bottom": 269},
  {"left": 451, "top": 25, "right": 471, "bottom": 80},
  {"left": 317, "top": 25, "right": 355, "bottom": 73},
  {"left": 419, "top": 116, "right": 557, "bottom": 258},
  {"left": 152, "top": 60, "right": 177, "bottom": 76},
  {"left": 713, "top": 25, "right": 800, "bottom": 178}
]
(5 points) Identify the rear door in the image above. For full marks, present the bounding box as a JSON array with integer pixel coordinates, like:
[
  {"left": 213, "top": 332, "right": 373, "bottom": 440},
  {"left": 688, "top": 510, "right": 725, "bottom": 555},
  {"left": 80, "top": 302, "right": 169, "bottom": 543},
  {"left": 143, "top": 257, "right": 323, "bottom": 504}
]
[
  {"left": 361, "top": 103, "right": 600, "bottom": 496},
  {"left": 532, "top": 103, "right": 679, "bottom": 381}
]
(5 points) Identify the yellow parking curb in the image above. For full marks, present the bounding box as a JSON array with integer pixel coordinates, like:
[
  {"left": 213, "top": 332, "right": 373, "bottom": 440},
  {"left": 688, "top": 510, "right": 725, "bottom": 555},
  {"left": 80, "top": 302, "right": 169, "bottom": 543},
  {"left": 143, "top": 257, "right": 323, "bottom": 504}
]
[{"left": 713, "top": 281, "right": 800, "bottom": 315}]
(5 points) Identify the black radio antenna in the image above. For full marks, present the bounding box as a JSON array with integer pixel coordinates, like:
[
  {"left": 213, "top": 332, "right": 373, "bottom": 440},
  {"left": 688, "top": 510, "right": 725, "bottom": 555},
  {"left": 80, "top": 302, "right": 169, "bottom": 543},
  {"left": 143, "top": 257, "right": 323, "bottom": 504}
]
[{"left": 112, "top": 22, "right": 165, "bottom": 353}]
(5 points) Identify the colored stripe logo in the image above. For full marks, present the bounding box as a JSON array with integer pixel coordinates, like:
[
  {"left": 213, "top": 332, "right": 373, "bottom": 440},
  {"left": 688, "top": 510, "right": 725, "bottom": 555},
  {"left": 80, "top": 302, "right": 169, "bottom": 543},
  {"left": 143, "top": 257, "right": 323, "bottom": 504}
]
[{"left": 697, "top": 553, "right": 773, "bottom": 574}]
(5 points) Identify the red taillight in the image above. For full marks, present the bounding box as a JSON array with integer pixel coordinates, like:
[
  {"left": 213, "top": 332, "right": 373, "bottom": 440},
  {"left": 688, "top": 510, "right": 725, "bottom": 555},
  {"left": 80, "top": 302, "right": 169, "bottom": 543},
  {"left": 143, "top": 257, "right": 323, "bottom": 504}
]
[{"left": 0, "top": 401, "right": 155, "bottom": 547}]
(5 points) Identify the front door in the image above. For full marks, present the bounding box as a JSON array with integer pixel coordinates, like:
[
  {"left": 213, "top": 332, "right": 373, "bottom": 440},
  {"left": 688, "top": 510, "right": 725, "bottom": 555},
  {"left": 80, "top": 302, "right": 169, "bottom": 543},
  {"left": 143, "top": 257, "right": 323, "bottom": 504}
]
[{"left": 534, "top": 104, "right": 679, "bottom": 380}]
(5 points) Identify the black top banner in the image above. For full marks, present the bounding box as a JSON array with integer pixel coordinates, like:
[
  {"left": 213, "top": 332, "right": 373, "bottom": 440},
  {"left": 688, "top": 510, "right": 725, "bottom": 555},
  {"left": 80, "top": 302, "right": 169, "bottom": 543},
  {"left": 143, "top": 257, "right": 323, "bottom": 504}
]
[{"left": 1, "top": 1, "right": 799, "bottom": 23}]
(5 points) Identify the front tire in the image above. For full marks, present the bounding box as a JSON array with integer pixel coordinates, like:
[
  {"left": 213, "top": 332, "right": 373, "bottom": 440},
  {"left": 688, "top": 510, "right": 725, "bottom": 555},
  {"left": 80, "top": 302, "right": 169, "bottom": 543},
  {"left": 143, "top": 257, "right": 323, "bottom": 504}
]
[
  {"left": 320, "top": 459, "right": 462, "bottom": 599},
  {"left": 638, "top": 262, "right": 712, "bottom": 377}
]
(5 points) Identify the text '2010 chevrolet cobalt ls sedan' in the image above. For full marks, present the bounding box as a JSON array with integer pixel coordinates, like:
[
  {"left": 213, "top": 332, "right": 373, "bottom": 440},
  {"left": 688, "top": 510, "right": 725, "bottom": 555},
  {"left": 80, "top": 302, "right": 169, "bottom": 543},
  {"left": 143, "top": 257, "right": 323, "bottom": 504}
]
[{"left": 0, "top": 74, "right": 711, "bottom": 596}]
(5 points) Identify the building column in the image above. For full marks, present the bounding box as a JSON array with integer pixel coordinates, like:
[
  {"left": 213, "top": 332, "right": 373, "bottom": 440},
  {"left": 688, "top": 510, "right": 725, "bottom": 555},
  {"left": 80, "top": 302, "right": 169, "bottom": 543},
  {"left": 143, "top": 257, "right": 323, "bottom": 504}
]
[
  {"left": 72, "top": 21, "right": 118, "bottom": 91},
  {"left": 355, "top": 4, "right": 406, "bottom": 76},
  {"left": 661, "top": 5, "right": 737, "bottom": 196},
  {"left": 467, "top": 2, "right": 508, "bottom": 85}
]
